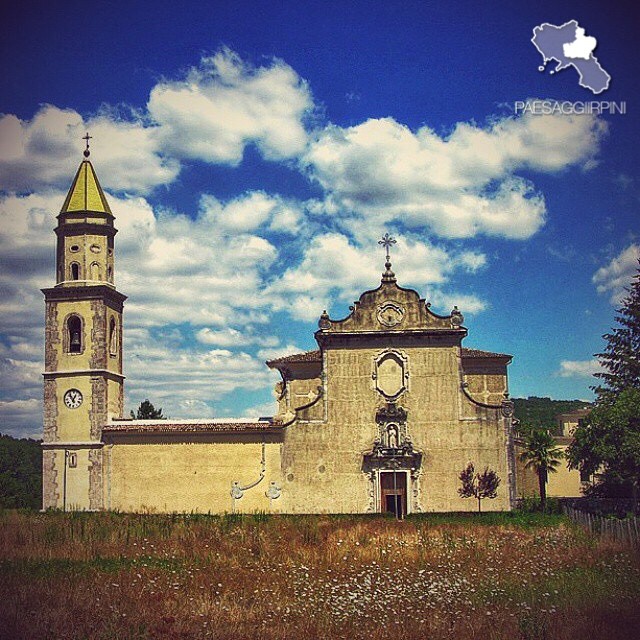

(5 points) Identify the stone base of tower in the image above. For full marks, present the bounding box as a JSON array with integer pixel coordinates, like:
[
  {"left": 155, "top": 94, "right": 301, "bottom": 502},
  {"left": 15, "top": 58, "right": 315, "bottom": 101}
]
[{"left": 41, "top": 444, "right": 105, "bottom": 511}]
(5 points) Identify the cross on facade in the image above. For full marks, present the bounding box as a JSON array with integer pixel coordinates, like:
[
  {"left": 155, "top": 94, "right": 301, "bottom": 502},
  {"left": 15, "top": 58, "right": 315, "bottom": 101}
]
[
  {"left": 82, "top": 132, "right": 92, "bottom": 157},
  {"left": 378, "top": 233, "right": 397, "bottom": 262}
]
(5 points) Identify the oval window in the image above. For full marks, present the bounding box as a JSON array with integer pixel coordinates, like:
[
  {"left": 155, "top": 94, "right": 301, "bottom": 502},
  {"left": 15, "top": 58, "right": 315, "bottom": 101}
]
[
  {"left": 90, "top": 244, "right": 101, "bottom": 253},
  {"left": 70, "top": 245, "right": 80, "bottom": 252}
]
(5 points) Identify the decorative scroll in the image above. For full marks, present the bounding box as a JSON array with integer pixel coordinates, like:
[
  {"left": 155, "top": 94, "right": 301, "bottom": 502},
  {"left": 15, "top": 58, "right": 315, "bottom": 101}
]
[{"left": 230, "top": 443, "right": 266, "bottom": 504}]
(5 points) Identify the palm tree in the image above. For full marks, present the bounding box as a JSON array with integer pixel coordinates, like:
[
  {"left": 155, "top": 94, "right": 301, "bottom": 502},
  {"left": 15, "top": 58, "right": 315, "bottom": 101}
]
[{"left": 519, "top": 427, "right": 564, "bottom": 511}]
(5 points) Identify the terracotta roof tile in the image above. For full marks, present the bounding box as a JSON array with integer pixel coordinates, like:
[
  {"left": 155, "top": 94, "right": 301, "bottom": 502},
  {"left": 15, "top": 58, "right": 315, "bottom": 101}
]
[
  {"left": 461, "top": 347, "right": 512, "bottom": 359},
  {"left": 266, "top": 350, "right": 321, "bottom": 366},
  {"left": 103, "top": 420, "right": 276, "bottom": 434}
]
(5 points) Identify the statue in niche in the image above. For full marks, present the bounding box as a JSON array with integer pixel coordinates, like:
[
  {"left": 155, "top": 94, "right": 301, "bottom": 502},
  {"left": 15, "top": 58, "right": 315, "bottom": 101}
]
[{"left": 387, "top": 424, "right": 399, "bottom": 448}]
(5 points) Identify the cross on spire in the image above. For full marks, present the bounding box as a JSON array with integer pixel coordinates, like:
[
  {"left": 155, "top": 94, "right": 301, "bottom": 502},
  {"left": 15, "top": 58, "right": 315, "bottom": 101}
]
[
  {"left": 378, "top": 233, "right": 396, "bottom": 261},
  {"left": 82, "top": 132, "right": 92, "bottom": 158},
  {"left": 378, "top": 233, "right": 397, "bottom": 283}
]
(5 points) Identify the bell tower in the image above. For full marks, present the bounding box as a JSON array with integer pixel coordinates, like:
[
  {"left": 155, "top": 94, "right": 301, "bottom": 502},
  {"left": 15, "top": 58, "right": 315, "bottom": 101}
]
[{"left": 42, "top": 136, "right": 126, "bottom": 510}]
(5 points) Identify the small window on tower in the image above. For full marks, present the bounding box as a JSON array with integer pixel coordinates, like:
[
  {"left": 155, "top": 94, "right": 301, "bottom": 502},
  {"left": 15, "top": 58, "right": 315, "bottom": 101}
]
[
  {"left": 90, "top": 262, "right": 100, "bottom": 281},
  {"left": 67, "top": 315, "right": 82, "bottom": 353},
  {"left": 109, "top": 317, "right": 117, "bottom": 356},
  {"left": 70, "top": 263, "right": 80, "bottom": 280},
  {"left": 107, "top": 266, "right": 112, "bottom": 281}
]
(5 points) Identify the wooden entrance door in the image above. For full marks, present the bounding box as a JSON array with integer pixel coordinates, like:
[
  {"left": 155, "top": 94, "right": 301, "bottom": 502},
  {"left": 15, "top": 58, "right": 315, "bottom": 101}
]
[{"left": 380, "top": 471, "right": 407, "bottom": 517}]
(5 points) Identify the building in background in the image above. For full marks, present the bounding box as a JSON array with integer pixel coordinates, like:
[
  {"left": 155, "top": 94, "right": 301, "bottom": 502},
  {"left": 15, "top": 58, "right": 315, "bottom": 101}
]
[{"left": 515, "top": 408, "right": 592, "bottom": 500}]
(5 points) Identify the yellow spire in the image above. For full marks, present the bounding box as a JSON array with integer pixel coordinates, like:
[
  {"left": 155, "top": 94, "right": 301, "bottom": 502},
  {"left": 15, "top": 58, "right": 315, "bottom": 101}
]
[{"left": 60, "top": 142, "right": 112, "bottom": 215}]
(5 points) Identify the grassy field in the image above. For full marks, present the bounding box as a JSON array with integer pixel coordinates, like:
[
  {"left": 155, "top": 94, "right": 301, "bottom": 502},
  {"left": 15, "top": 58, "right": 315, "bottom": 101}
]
[{"left": 0, "top": 510, "right": 638, "bottom": 639}]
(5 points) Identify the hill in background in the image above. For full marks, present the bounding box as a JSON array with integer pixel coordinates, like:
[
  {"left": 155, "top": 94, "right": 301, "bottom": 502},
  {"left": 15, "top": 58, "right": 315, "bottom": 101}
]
[{"left": 513, "top": 396, "right": 592, "bottom": 434}]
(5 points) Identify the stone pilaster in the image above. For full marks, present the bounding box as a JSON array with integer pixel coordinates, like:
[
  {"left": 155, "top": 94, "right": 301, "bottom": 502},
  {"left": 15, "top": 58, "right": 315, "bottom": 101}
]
[
  {"left": 43, "top": 379, "right": 58, "bottom": 442},
  {"left": 89, "top": 299, "right": 106, "bottom": 370},
  {"left": 90, "top": 377, "right": 107, "bottom": 440},
  {"left": 42, "top": 450, "right": 59, "bottom": 509},
  {"left": 88, "top": 448, "right": 104, "bottom": 510},
  {"left": 44, "top": 302, "right": 59, "bottom": 371}
]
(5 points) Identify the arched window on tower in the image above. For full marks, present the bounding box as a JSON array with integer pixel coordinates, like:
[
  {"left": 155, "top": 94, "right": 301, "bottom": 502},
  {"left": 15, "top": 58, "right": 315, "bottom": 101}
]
[
  {"left": 109, "top": 317, "right": 117, "bottom": 356},
  {"left": 67, "top": 315, "right": 82, "bottom": 354},
  {"left": 107, "top": 266, "right": 113, "bottom": 282},
  {"left": 90, "top": 262, "right": 100, "bottom": 281},
  {"left": 70, "top": 262, "right": 80, "bottom": 281}
]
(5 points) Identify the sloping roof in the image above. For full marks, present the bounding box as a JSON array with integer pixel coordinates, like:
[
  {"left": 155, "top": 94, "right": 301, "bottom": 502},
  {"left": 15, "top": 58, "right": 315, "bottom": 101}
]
[
  {"left": 461, "top": 347, "right": 512, "bottom": 360},
  {"left": 266, "top": 350, "right": 322, "bottom": 366},
  {"left": 60, "top": 159, "right": 112, "bottom": 215},
  {"left": 103, "top": 419, "right": 276, "bottom": 434}
]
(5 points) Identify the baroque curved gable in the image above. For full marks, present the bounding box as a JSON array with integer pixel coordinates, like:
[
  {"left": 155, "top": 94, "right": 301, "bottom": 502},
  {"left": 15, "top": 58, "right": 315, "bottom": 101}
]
[{"left": 318, "top": 280, "right": 463, "bottom": 333}]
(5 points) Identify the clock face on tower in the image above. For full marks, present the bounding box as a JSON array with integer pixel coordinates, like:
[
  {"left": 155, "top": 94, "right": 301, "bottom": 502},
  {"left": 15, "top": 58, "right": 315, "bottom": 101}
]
[{"left": 64, "top": 389, "right": 83, "bottom": 409}]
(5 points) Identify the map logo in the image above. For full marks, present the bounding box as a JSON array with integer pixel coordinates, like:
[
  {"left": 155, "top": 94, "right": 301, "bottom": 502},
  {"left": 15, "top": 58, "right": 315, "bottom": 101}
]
[{"left": 531, "top": 20, "right": 611, "bottom": 94}]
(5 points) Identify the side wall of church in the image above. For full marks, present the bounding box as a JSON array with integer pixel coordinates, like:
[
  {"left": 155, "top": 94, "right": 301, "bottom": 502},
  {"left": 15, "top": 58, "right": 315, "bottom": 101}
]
[
  {"left": 105, "top": 437, "right": 283, "bottom": 513},
  {"left": 464, "top": 372, "right": 508, "bottom": 406},
  {"left": 279, "top": 345, "right": 512, "bottom": 513}
]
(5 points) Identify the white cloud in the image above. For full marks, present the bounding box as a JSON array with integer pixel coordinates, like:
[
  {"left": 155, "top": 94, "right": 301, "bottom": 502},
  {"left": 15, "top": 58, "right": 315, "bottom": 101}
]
[
  {"left": 592, "top": 244, "right": 640, "bottom": 304},
  {"left": 429, "top": 291, "right": 488, "bottom": 315},
  {"left": 148, "top": 47, "right": 313, "bottom": 165},
  {"left": 0, "top": 105, "right": 179, "bottom": 195},
  {"left": 303, "top": 113, "right": 606, "bottom": 239},
  {"left": 125, "top": 328, "right": 277, "bottom": 417},
  {"left": 241, "top": 399, "right": 278, "bottom": 419},
  {"left": 106, "top": 193, "right": 279, "bottom": 328},
  {"left": 196, "top": 327, "right": 279, "bottom": 348},
  {"left": 265, "top": 232, "right": 488, "bottom": 321},
  {"left": 0, "top": 48, "right": 314, "bottom": 195},
  {"left": 557, "top": 359, "right": 601, "bottom": 378},
  {"left": 0, "top": 398, "right": 42, "bottom": 439},
  {"left": 199, "top": 191, "right": 302, "bottom": 234},
  {"left": 257, "top": 344, "right": 306, "bottom": 361}
]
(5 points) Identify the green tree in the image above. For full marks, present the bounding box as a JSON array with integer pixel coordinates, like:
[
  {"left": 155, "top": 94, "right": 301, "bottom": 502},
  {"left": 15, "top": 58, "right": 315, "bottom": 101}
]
[
  {"left": 458, "top": 462, "right": 501, "bottom": 513},
  {"left": 0, "top": 433, "right": 42, "bottom": 509},
  {"left": 130, "top": 400, "right": 165, "bottom": 420},
  {"left": 569, "top": 261, "right": 640, "bottom": 503},
  {"left": 568, "top": 388, "right": 640, "bottom": 505},
  {"left": 592, "top": 260, "right": 640, "bottom": 402},
  {"left": 518, "top": 427, "right": 564, "bottom": 511}
]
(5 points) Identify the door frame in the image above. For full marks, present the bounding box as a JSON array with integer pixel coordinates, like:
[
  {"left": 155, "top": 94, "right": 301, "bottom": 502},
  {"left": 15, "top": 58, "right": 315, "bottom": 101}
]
[{"left": 376, "top": 469, "right": 410, "bottom": 516}]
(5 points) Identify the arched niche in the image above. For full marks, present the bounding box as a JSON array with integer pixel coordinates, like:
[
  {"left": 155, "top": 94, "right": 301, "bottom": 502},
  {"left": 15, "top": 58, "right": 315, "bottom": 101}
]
[{"left": 65, "top": 314, "right": 83, "bottom": 354}]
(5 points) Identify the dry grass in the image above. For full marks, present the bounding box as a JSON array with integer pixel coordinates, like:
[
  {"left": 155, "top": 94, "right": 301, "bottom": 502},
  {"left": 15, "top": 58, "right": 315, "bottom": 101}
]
[{"left": 0, "top": 510, "right": 638, "bottom": 639}]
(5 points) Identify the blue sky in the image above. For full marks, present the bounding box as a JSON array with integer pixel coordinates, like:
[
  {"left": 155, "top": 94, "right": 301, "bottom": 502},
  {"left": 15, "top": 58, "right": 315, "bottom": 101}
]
[{"left": 1, "top": 0, "right": 638, "bottom": 437}]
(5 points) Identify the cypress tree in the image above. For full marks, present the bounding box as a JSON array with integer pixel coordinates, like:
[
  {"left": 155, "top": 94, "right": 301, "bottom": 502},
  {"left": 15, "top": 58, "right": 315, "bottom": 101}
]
[{"left": 593, "top": 260, "right": 640, "bottom": 402}]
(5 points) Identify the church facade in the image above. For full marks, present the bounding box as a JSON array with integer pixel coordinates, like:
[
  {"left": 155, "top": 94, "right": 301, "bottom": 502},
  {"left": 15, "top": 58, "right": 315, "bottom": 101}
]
[{"left": 42, "top": 151, "right": 518, "bottom": 514}]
